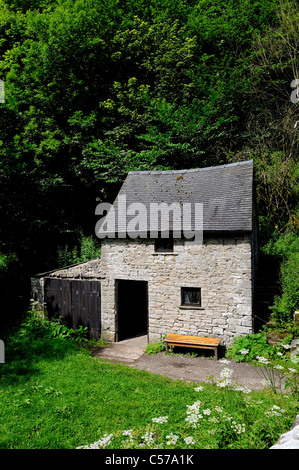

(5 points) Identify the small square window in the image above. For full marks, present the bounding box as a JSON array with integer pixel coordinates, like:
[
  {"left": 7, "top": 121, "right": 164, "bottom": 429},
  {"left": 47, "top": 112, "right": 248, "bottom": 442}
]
[
  {"left": 181, "top": 287, "right": 201, "bottom": 307},
  {"left": 154, "top": 235, "right": 173, "bottom": 252}
]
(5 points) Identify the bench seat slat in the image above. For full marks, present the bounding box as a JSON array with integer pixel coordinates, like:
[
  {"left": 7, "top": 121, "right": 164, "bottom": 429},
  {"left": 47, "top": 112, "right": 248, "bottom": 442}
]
[
  {"left": 164, "top": 334, "right": 221, "bottom": 346},
  {"left": 164, "top": 334, "right": 221, "bottom": 359}
]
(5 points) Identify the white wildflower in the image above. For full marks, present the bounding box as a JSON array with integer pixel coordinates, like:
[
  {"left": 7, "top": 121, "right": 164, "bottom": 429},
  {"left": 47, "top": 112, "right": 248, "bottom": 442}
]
[
  {"left": 203, "top": 408, "right": 211, "bottom": 415},
  {"left": 216, "top": 378, "right": 232, "bottom": 388},
  {"left": 261, "top": 379, "right": 270, "bottom": 386},
  {"left": 256, "top": 356, "right": 270, "bottom": 365},
  {"left": 288, "top": 368, "right": 297, "bottom": 373},
  {"left": 264, "top": 405, "right": 285, "bottom": 417},
  {"left": 184, "top": 436, "right": 195, "bottom": 445},
  {"left": 209, "top": 416, "right": 219, "bottom": 423},
  {"left": 281, "top": 344, "right": 291, "bottom": 349},
  {"left": 122, "top": 429, "right": 136, "bottom": 446},
  {"left": 219, "top": 358, "right": 230, "bottom": 364},
  {"left": 231, "top": 422, "right": 246, "bottom": 434},
  {"left": 141, "top": 432, "right": 155, "bottom": 446},
  {"left": 194, "top": 385, "right": 204, "bottom": 392},
  {"left": 186, "top": 401, "right": 202, "bottom": 427},
  {"left": 152, "top": 416, "right": 168, "bottom": 424},
  {"left": 215, "top": 406, "right": 223, "bottom": 413},
  {"left": 186, "top": 401, "right": 201, "bottom": 411},
  {"left": 217, "top": 367, "right": 234, "bottom": 388},
  {"left": 274, "top": 364, "right": 284, "bottom": 370},
  {"left": 185, "top": 413, "right": 203, "bottom": 426},
  {"left": 166, "top": 433, "right": 179, "bottom": 445},
  {"left": 97, "top": 433, "right": 113, "bottom": 448},
  {"left": 220, "top": 367, "right": 234, "bottom": 378},
  {"left": 240, "top": 349, "right": 249, "bottom": 354},
  {"left": 77, "top": 433, "right": 114, "bottom": 449},
  {"left": 272, "top": 405, "right": 282, "bottom": 410}
]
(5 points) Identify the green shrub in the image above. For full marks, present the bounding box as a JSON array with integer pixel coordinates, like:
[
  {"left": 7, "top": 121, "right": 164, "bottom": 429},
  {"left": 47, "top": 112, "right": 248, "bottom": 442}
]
[
  {"left": 226, "top": 333, "right": 275, "bottom": 363},
  {"left": 145, "top": 338, "right": 166, "bottom": 355},
  {"left": 0, "top": 252, "right": 18, "bottom": 272},
  {"left": 272, "top": 249, "right": 299, "bottom": 325},
  {"left": 6, "top": 310, "right": 88, "bottom": 362},
  {"left": 57, "top": 234, "right": 101, "bottom": 267},
  {"left": 264, "top": 232, "right": 299, "bottom": 326}
]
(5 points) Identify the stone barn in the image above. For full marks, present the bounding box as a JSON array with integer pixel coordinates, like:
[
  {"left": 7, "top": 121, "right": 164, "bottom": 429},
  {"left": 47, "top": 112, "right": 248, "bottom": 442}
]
[{"left": 32, "top": 160, "right": 258, "bottom": 347}]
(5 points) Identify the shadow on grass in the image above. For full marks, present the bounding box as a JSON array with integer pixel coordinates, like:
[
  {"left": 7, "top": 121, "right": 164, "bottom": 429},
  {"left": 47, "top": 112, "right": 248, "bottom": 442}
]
[{"left": 0, "top": 332, "right": 82, "bottom": 386}]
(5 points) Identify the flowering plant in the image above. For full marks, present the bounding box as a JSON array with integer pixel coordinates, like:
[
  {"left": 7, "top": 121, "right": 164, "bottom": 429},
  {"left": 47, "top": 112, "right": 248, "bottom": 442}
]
[{"left": 227, "top": 332, "right": 275, "bottom": 363}]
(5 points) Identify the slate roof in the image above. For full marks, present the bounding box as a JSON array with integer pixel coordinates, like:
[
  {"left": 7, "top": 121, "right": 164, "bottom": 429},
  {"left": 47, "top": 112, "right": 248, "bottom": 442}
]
[{"left": 98, "top": 160, "right": 254, "bottom": 236}]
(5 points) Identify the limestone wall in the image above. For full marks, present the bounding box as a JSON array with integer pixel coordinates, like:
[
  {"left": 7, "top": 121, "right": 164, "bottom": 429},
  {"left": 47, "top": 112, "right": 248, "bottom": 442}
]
[{"left": 100, "top": 235, "right": 254, "bottom": 346}]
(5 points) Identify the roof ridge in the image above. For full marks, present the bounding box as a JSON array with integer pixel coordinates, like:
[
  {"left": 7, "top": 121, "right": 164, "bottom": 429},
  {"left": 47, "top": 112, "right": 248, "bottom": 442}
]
[{"left": 128, "top": 160, "right": 253, "bottom": 175}]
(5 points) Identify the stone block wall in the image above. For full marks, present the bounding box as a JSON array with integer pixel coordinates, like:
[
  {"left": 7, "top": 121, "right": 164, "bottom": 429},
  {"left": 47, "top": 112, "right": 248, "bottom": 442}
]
[
  {"left": 100, "top": 234, "right": 254, "bottom": 346},
  {"left": 31, "top": 276, "right": 45, "bottom": 304}
]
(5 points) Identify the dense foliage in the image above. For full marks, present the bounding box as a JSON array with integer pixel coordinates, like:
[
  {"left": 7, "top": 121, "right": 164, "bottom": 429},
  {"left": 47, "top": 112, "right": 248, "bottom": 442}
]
[{"left": 0, "top": 0, "right": 298, "bottom": 329}]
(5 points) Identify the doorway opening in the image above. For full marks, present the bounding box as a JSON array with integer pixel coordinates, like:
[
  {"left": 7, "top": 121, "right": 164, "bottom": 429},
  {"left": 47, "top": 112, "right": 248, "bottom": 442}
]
[{"left": 116, "top": 280, "right": 148, "bottom": 342}]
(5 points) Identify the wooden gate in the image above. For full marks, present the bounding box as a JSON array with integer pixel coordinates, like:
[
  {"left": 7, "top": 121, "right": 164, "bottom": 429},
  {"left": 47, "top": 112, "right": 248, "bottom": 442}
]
[{"left": 44, "top": 278, "right": 101, "bottom": 339}]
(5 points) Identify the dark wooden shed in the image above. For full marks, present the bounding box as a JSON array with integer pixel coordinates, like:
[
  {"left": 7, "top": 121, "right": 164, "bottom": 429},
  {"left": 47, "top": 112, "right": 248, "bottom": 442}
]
[{"left": 31, "top": 259, "right": 102, "bottom": 339}]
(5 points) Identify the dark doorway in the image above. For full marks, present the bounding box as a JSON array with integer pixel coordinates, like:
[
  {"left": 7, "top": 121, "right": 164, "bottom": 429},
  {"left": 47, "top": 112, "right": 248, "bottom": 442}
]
[{"left": 116, "top": 280, "right": 148, "bottom": 342}]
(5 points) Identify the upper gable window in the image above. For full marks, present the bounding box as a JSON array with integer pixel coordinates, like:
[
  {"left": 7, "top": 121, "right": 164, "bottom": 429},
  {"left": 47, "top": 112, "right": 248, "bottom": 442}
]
[{"left": 154, "top": 235, "right": 173, "bottom": 253}]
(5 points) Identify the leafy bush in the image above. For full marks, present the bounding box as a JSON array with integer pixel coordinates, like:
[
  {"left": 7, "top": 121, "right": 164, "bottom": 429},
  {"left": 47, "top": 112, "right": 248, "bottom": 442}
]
[
  {"left": 226, "top": 333, "right": 276, "bottom": 363},
  {"left": 6, "top": 310, "right": 88, "bottom": 362},
  {"left": 145, "top": 338, "right": 166, "bottom": 355},
  {"left": 263, "top": 232, "right": 299, "bottom": 326},
  {"left": 272, "top": 248, "right": 299, "bottom": 325},
  {"left": 56, "top": 234, "right": 101, "bottom": 267},
  {"left": 0, "top": 252, "right": 18, "bottom": 272}
]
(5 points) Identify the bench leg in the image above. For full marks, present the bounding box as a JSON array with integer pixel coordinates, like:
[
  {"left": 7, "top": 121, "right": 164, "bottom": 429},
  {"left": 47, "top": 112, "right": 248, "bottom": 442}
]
[
  {"left": 165, "top": 342, "right": 169, "bottom": 354},
  {"left": 214, "top": 347, "right": 218, "bottom": 360}
]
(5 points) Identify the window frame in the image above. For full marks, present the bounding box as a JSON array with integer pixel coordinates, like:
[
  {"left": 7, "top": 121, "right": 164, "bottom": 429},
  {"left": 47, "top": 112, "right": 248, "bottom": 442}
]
[
  {"left": 154, "top": 234, "right": 174, "bottom": 253},
  {"left": 181, "top": 287, "right": 202, "bottom": 307}
]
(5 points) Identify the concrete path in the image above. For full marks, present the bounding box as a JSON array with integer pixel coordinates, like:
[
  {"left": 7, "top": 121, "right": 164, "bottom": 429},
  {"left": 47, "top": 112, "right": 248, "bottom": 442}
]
[
  {"left": 92, "top": 335, "right": 269, "bottom": 391},
  {"left": 93, "top": 335, "right": 148, "bottom": 362}
]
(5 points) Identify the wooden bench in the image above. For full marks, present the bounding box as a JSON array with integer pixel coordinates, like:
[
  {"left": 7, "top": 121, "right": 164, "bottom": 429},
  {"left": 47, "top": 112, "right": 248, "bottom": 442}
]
[{"left": 164, "top": 334, "right": 221, "bottom": 360}]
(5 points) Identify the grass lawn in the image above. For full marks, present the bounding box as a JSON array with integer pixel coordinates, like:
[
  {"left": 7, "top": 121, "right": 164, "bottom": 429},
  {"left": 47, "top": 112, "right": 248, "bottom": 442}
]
[{"left": 0, "top": 312, "right": 298, "bottom": 450}]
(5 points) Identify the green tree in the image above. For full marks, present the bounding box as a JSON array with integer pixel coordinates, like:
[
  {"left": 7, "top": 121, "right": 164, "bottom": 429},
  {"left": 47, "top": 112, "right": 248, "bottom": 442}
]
[{"left": 1, "top": 0, "right": 297, "bottom": 334}]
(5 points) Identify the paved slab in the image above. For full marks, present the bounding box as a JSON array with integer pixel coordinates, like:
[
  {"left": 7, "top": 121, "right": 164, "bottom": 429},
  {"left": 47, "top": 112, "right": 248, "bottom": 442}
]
[
  {"left": 92, "top": 335, "right": 271, "bottom": 391},
  {"left": 132, "top": 353, "right": 266, "bottom": 390}
]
